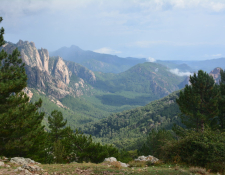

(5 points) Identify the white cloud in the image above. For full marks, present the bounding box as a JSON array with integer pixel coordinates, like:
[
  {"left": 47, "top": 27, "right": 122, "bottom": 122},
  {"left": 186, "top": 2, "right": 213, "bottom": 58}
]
[
  {"left": 210, "top": 2, "right": 225, "bottom": 12},
  {"left": 170, "top": 68, "right": 193, "bottom": 76},
  {"left": 93, "top": 47, "right": 121, "bottom": 55},
  {"left": 212, "top": 54, "right": 222, "bottom": 57},
  {"left": 128, "top": 40, "right": 220, "bottom": 48},
  {"left": 146, "top": 57, "right": 156, "bottom": 62}
]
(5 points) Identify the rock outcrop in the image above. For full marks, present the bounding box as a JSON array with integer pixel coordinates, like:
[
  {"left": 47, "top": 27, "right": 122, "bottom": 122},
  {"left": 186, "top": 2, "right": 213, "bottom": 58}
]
[
  {"left": 209, "top": 67, "right": 222, "bottom": 84},
  {"left": 1, "top": 40, "right": 94, "bottom": 100},
  {"left": 38, "top": 48, "right": 49, "bottom": 73},
  {"left": 134, "top": 155, "right": 159, "bottom": 164},
  {"left": 23, "top": 87, "right": 33, "bottom": 101},
  {"left": 54, "top": 57, "right": 70, "bottom": 85},
  {"left": 65, "top": 60, "right": 96, "bottom": 83},
  {"left": 104, "top": 157, "right": 129, "bottom": 167}
]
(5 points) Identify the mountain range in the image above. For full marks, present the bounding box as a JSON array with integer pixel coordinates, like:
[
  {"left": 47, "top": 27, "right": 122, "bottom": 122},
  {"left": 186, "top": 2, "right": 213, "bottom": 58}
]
[
  {"left": 1, "top": 39, "right": 224, "bottom": 149},
  {"left": 50, "top": 45, "right": 147, "bottom": 73},
  {"left": 0, "top": 40, "right": 188, "bottom": 128},
  {"left": 158, "top": 58, "right": 225, "bottom": 73}
]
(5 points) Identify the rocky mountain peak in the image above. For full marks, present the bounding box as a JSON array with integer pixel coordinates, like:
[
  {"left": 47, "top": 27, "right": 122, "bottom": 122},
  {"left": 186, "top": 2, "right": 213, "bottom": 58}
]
[{"left": 209, "top": 67, "right": 222, "bottom": 84}]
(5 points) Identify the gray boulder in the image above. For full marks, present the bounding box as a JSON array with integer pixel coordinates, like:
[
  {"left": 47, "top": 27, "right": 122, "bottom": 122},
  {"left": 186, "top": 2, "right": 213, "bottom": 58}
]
[
  {"left": 10, "top": 157, "right": 39, "bottom": 165},
  {"left": 134, "top": 155, "right": 159, "bottom": 163},
  {"left": 0, "top": 161, "right": 4, "bottom": 166},
  {"left": 104, "top": 157, "right": 129, "bottom": 167},
  {"left": 22, "top": 164, "right": 43, "bottom": 172},
  {"left": 118, "top": 161, "right": 129, "bottom": 167},
  {"left": 104, "top": 157, "right": 117, "bottom": 162}
]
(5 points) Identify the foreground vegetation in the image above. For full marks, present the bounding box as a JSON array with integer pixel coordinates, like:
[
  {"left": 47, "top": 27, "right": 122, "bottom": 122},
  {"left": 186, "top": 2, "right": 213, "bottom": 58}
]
[
  {"left": 39, "top": 162, "right": 203, "bottom": 175},
  {"left": 0, "top": 160, "right": 219, "bottom": 175}
]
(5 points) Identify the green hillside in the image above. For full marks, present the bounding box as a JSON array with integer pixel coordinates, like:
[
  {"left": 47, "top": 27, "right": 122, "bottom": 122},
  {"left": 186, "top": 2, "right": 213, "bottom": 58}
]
[
  {"left": 55, "top": 62, "right": 186, "bottom": 127},
  {"left": 93, "top": 62, "right": 185, "bottom": 95},
  {"left": 81, "top": 90, "right": 184, "bottom": 150}
]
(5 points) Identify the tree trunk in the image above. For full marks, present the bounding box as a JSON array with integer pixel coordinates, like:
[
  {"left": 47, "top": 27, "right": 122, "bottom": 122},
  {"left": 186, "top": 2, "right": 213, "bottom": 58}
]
[{"left": 201, "top": 120, "right": 204, "bottom": 132}]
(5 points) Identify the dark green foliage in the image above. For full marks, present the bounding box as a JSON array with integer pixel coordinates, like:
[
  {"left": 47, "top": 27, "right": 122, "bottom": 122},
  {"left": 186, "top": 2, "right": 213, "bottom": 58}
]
[
  {"left": 138, "top": 129, "right": 174, "bottom": 158},
  {"left": 82, "top": 91, "right": 183, "bottom": 150},
  {"left": 218, "top": 69, "right": 225, "bottom": 130},
  {"left": 176, "top": 70, "right": 219, "bottom": 132},
  {"left": 93, "top": 62, "right": 184, "bottom": 95},
  {"left": 96, "top": 94, "right": 158, "bottom": 106},
  {"left": 0, "top": 97, "right": 45, "bottom": 157},
  {"left": 0, "top": 22, "right": 27, "bottom": 113},
  {"left": 161, "top": 129, "right": 225, "bottom": 173},
  {"left": 0, "top": 17, "right": 45, "bottom": 157},
  {"left": 48, "top": 110, "right": 67, "bottom": 142},
  {"left": 53, "top": 140, "right": 66, "bottom": 163},
  {"left": 62, "top": 128, "right": 119, "bottom": 163},
  {"left": 117, "top": 149, "right": 134, "bottom": 163}
]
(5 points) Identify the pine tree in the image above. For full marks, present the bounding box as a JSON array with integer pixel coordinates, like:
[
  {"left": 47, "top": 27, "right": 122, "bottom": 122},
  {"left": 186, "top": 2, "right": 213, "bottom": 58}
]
[
  {"left": 0, "top": 17, "right": 45, "bottom": 157},
  {"left": 176, "top": 70, "right": 219, "bottom": 132},
  {"left": 0, "top": 17, "right": 27, "bottom": 114},
  {"left": 218, "top": 69, "right": 225, "bottom": 130},
  {"left": 48, "top": 110, "right": 67, "bottom": 142}
]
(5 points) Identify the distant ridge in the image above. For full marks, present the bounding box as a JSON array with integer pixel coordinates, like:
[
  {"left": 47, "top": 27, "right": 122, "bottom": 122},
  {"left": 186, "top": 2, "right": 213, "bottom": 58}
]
[{"left": 50, "top": 45, "right": 147, "bottom": 73}]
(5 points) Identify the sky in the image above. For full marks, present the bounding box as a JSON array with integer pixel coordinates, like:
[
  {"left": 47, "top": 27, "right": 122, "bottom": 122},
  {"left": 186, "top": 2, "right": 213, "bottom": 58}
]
[{"left": 0, "top": 0, "right": 225, "bottom": 61}]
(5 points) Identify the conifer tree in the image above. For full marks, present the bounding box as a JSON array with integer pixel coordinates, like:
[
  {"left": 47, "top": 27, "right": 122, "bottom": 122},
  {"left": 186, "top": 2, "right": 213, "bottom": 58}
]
[
  {"left": 0, "top": 17, "right": 45, "bottom": 157},
  {"left": 218, "top": 69, "right": 225, "bottom": 130},
  {"left": 0, "top": 17, "right": 27, "bottom": 113},
  {"left": 176, "top": 70, "right": 219, "bottom": 132},
  {"left": 48, "top": 110, "right": 67, "bottom": 142}
]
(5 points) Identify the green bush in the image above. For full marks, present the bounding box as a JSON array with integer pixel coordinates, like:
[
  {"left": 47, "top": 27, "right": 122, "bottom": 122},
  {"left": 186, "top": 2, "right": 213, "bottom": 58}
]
[
  {"left": 161, "top": 129, "right": 225, "bottom": 173},
  {"left": 138, "top": 129, "right": 175, "bottom": 158}
]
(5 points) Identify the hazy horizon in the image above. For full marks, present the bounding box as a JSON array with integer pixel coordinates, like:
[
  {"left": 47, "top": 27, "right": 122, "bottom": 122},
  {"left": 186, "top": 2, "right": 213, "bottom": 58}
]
[{"left": 1, "top": 0, "right": 225, "bottom": 61}]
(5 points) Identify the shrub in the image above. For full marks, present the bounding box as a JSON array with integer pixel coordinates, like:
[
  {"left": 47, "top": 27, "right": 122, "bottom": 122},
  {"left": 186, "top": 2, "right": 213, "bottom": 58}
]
[
  {"left": 138, "top": 129, "right": 175, "bottom": 158},
  {"left": 117, "top": 149, "right": 133, "bottom": 163},
  {"left": 161, "top": 129, "right": 225, "bottom": 173},
  {"left": 206, "top": 162, "right": 225, "bottom": 174}
]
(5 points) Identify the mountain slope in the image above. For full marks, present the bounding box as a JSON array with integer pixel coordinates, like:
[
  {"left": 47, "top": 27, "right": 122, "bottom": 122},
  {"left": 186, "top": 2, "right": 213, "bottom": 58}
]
[
  {"left": 81, "top": 67, "right": 223, "bottom": 150},
  {"left": 50, "top": 45, "right": 147, "bottom": 73},
  {"left": 81, "top": 90, "right": 182, "bottom": 150},
  {"left": 1, "top": 40, "right": 188, "bottom": 129},
  {"left": 93, "top": 62, "right": 185, "bottom": 99}
]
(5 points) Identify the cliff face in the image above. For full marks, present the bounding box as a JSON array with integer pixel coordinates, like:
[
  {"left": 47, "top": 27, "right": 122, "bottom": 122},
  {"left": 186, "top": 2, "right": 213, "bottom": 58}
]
[
  {"left": 54, "top": 57, "right": 70, "bottom": 85},
  {"left": 209, "top": 67, "right": 222, "bottom": 84},
  {"left": 38, "top": 48, "right": 49, "bottom": 73},
  {"left": 1, "top": 40, "right": 96, "bottom": 99}
]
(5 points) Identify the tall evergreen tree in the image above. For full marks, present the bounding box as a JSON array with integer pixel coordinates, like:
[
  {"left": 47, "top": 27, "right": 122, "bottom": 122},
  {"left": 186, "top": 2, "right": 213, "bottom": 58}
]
[
  {"left": 0, "top": 17, "right": 45, "bottom": 157},
  {"left": 176, "top": 70, "right": 219, "bottom": 132},
  {"left": 218, "top": 69, "right": 225, "bottom": 130},
  {"left": 0, "top": 17, "right": 27, "bottom": 113},
  {"left": 48, "top": 110, "right": 67, "bottom": 142}
]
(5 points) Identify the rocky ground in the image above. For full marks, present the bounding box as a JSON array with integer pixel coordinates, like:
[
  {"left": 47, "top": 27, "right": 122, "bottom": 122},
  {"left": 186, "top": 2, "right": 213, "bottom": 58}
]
[{"left": 0, "top": 156, "right": 219, "bottom": 175}]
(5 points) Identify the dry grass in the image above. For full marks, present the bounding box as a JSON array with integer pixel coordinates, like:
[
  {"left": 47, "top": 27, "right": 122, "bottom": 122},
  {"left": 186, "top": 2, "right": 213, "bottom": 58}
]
[
  {"left": 0, "top": 161, "right": 220, "bottom": 175},
  {"left": 189, "top": 166, "right": 210, "bottom": 175},
  {"left": 110, "top": 161, "right": 122, "bottom": 169},
  {"left": 128, "top": 160, "right": 146, "bottom": 167}
]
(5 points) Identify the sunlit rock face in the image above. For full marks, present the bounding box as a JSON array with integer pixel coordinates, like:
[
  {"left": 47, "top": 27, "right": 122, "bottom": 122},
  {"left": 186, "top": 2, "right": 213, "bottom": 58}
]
[
  {"left": 38, "top": 48, "right": 49, "bottom": 73},
  {"left": 54, "top": 56, "right": 70, "bottom": 85},
  {"left": 209, "top": 67, "right": 222, "bottom": 84},
  {"left": 1, "top": 40, "right": 94, "bottom": 100}
]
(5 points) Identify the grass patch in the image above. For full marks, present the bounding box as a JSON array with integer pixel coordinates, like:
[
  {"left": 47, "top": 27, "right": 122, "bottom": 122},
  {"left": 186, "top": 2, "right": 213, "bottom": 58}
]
[{"left": 38, "top": 162, "right": 220, "bottom": 175}]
